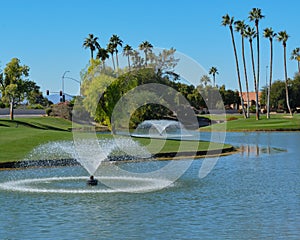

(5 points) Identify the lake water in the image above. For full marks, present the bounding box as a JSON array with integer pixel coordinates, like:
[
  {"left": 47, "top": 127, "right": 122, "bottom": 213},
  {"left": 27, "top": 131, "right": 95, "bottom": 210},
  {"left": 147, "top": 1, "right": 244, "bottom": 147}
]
[{"left": 0, "top": 132, "right": 299, "bottom": 239}]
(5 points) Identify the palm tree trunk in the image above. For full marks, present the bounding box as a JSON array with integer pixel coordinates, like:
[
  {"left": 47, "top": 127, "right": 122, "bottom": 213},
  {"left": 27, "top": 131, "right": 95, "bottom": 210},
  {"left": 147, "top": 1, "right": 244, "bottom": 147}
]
[
  {"left": 267, "top": 39, "right": 273, "bottom": 119},
  {"left": 284, "top": 45, "right": 292, "bottom": 116},
  {"left": 249, "top": 40, "right": 257, "bottom": 119},
  {"left": 90, "top": 48, "right": 94, "bottom": 60},
  {"left": 255, "top": 23, "right": 260, "bottom": 120},
  {"left": 298, "top": 60, "right": 300, "bottom": 74},
  {"left": 111, "top": 53, "right": 116, "bottom": 70},
  {"left": 115, "top": 52, "right": 119, "bottom": 69},
  {"left": 213, "top": 74, "right": 216, "bottom": 87},
  {"left": 127, "top": 56, "right": 131, "bottom": 71},
  {"left": 145, "top": 52, "right": 148, "bottom": 66},
  {"left": 241, "top": 36, "right": 250, "bottom": 118},
  {"left": 230, "top": 26, "right": 246, "bottom": 118}
]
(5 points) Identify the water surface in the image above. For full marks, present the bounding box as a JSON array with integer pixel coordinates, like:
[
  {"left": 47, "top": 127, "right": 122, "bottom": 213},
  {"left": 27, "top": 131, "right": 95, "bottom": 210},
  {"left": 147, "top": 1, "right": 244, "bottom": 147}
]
[{"left": 0, "top": 132, "right": 299, "bottom": 239}]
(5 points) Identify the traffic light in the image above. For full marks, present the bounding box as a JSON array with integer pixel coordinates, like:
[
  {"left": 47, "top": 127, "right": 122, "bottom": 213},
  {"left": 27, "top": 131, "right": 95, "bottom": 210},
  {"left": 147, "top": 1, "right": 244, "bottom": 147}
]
[
  {"left": 46, "top": 90, "right": 49, "bottom": 96},
  {"left": 59, "top": 90, "right": 63, "bottom": 96}
]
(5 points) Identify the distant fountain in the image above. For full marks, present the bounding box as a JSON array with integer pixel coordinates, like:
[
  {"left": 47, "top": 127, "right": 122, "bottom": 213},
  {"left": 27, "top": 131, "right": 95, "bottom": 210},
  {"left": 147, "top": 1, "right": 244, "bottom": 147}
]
[{"left": 131, "top": 120, "right": 191, "bottom": 139}]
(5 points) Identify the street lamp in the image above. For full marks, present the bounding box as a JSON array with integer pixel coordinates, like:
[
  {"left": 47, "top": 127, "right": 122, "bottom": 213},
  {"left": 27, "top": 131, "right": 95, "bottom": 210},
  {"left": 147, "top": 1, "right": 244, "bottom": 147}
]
[
  {"left": 62, "top": 70, "right": 70, "bottom": 102},
  {"left": 64, "top": 76, "right": 81, "bottom": 96},
  {"left": 62, "top": 71, "right": 82, "bottom": 100}
]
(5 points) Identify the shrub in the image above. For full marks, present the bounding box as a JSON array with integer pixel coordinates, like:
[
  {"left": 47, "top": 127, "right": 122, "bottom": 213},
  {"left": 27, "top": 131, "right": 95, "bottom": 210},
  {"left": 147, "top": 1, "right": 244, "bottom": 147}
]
[
  {"left": 49, "top": 102, "right": 72, "bottom": 120},
  {"left": 27, "top": 104, "right": 44, "bottom": 109},
  {"left": 45, "top": 108, "right": 52, "bottom": 116}
]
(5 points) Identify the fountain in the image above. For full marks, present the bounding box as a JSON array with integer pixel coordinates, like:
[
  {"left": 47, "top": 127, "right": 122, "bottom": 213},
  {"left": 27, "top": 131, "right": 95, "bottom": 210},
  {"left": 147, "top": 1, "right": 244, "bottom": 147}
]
[
  {"left": 131, "top": 119, "right": 192, "bottom": 139},
  {"left": 0, "top": 138, "right": 174, "bottom": 193}
]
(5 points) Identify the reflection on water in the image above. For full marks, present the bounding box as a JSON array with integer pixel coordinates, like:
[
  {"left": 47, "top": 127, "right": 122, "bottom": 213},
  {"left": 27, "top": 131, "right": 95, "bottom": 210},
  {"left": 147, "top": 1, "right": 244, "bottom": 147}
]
[{"left": 239, "top": 144, "right": 286, "bottom": 157}]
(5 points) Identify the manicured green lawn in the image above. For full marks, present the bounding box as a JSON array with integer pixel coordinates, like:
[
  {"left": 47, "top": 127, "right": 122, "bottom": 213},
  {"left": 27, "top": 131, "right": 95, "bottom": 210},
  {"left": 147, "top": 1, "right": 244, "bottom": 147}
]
[
  {"left": 0, "top": 117, "right": 231, "bottom": 163},
  {"left": 202, "top": 114, "right": 300, "bottom": 131},
  {"left": 0, "top": 117, "right": 73, "bottom": 162}
]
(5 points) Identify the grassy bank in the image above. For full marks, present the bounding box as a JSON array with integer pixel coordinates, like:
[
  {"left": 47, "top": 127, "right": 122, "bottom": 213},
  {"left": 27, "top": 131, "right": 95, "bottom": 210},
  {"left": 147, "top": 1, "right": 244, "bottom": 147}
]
[
  {"left": 0, "top": 117, "right": 232, "bottom": 163},
  {"left": 0, "top": 117, "right": 73, "bottom": 162},
  {"left": 202, "top": 114, "right": 300, "bottom": 131}
]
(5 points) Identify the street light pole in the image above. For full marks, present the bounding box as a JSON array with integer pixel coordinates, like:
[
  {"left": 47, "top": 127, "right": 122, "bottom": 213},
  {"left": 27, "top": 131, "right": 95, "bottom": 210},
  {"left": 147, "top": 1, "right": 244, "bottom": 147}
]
[
  {"left": 63, "top": 76, "right": 81, "bottom": 96},
  {"left": 62, "top": 70, "right": 70, "bottom": 102}
]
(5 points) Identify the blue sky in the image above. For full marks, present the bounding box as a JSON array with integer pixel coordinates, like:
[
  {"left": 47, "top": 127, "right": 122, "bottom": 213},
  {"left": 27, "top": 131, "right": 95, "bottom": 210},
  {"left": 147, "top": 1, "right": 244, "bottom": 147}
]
[{"left": 0, "top": 0, "right": 299, "bottom": 95}]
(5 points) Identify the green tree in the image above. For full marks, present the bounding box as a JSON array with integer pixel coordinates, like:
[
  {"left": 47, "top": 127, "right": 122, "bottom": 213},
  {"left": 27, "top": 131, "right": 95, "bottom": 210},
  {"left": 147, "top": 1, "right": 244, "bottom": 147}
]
[
  {"left": 139, "top": 41, "right": 153, "bottom": 66},
  {"left": 290, "top": 47, "right": 300, "bottom": 74},
  {"left": 208, "top": 66, "right": 218, "bottom": 87},
  {"left": 277, "top": 31, "right": 292, "bottom": 116},
  {"left": 235, "top": 20, "right": 250, "bottom": 118},
  {"left": 83, "top": 34, "right": 100, "bottom": 60},
  {"left": 123, "top": 44, "right": 133, "bottom": 71},
  {"left": 109, "top": 35, "right": 123, "bottom": 69},
  {"left": 96, "top": 47, "right": 110, "bottom": 69},
  {"left": 107, "top": 42, "right": 116, "bottom": 71},
  {"left": 222, "top": 14, "right": 246, "bottom": 118},
  {"left": 131, "top": 50, "right": 144, "bottom": 69},
  {"left": 249, "top": 8, "right": 265, "bottom": 120},
  {"left": 0, "top": 58, "right": 36, "bottom": 120},
  {"left": 265, "top": 80, "right": 285, "bottom": 110},
  {"left": 263, "top": 27, "right": 277, "bottom": 119},
  {"left": 149, "top": 48, "right": 179, "bottom": 73}
]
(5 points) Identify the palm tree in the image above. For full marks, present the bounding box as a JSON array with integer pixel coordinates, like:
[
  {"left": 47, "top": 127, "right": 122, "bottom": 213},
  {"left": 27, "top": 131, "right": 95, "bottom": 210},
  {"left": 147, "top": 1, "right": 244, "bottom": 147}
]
[
  {"left": 277, "top": 31, "right": 292, "bottom": 116},
  {"left": 249, "top": 8, "right": 265, "bottom": 120},
  {"left": 263, "top": 27, "right": 277, "bottom": 119},
  {"left": 200, "top": 75, "right": 211, "bottom": 87},
  {"left": 208, "top": 67, "right": 218, "bottom": 87},
  {"left": 123, "top": 44, "right": 133, "bottom": 71},
  {"left": 83, "top": 34, "right": 100, "bottom": 60},
  {"left": 235, "top": 20, "right": 250, "bottom": 118},
  {"left": 245, "top": 26, "right": 257, "bottom": 117},
  {"left": 96, "top": 47, "right": 109, "bottom": 69},
  {"left": 222, "top": 14, "right": 246, "bottom": 118},
  {"left": 290, "top": 47, "right": 300, "bottom": 74},
  {"left": 139, "top": 41, "right": 153, "bottom": 66},
  {"left": 109, "top": 35, "right": 123, "bottom": 69},
  {"left": 107, "top": 43, "right": 116, "bottom": 71}
]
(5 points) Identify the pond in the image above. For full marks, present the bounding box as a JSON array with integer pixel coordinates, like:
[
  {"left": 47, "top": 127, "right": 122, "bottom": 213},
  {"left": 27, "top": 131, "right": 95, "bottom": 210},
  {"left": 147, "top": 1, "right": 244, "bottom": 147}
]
[{"left": 0, "top": 132, "right": 299, "bottom": 239}]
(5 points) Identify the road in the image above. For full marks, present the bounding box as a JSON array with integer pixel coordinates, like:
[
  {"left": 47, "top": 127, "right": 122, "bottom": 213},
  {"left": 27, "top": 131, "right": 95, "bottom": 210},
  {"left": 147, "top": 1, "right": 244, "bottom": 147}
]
[{"left": 0, "top": 108, "right": 45, "bottom": 118}]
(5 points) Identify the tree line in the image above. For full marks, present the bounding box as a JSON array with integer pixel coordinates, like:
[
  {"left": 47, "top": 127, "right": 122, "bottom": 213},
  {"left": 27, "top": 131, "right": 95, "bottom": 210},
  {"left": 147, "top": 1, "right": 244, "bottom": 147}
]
[
  {"left": 83, "top": 34, "right": 156, "bottom": 71},
  {"left": 222, "top": 8, "right": 300, "bottom": 120}
]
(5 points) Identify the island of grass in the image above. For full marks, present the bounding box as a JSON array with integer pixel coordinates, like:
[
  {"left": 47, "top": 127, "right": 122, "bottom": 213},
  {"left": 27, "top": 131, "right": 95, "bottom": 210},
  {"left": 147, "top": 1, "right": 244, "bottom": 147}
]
[
  {"left": 0, "top": 117, "right": 234, "bottom": 168},
  {"left": 201, "top": 113, "right": 300, "bottom": 132}
]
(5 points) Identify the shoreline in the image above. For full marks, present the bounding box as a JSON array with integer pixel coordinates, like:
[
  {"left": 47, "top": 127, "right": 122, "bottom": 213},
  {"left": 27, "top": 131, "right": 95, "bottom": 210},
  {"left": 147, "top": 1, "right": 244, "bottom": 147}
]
[{"left": 0, "top": 146, "right": 236, "bottom": 170}]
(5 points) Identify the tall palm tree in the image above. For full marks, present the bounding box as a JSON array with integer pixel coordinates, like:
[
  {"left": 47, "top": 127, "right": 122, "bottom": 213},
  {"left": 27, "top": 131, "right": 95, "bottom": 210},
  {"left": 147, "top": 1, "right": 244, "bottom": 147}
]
[
  {"left": 96, "top": 47, "right": 109, "bottom": 69},
  {"left": 245, "top": 26, "right": 257, "bottom": 117},
  {"left": 107, "top": 43, "right": 116, "bottom": 71},
  {"left": 235, "top": 20, "right": 250, "bottom": 118},
  {"left": 263, "top": 27, "right": 277, "bottom": 119},
  {"left": 208, "top": 67, "right": 218, "bottom": 87},
  {"left": 222, "top": 14, "right": 246, "bottom": 118},
  {"left": 139, "top": 41, "right": 153, "bottom": 66},
  {"left": 83, "top": 34, "right": 100, "bottom": 60},
  {"left": 290, "top": 47, "right": 300, "bottom": 74},
  {"left": 249, "top": 8, "right": 265, "bottom": 120},
  {"left": 109, "top": 35, "right": 123, "bottom": 69},
  {"left": 277, "top": 31, "right": 292, "bottom": 116},
  {"left": 123, "top": 44, "right": 133, "bottom": 71}
]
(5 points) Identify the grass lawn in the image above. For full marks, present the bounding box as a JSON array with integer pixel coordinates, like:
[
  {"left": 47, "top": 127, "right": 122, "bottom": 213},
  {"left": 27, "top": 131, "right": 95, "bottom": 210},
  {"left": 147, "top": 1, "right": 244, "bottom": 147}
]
[
  {"left": 0, "top": 117, "right": 231, "bottom": 163},
  {"left": 0, "top": 117, "right": 73, "bottom": 162},
  {"left": 201, "top": 113, "right": 300, "bottom": 131}
]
